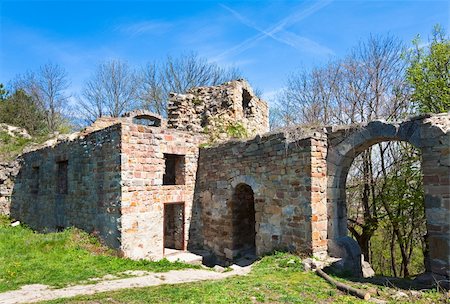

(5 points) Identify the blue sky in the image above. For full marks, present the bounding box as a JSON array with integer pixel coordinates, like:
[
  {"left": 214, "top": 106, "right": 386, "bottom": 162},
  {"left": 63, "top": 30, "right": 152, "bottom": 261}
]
[{"left": 0, "top": 0, "right": 449, "bottom": 102}]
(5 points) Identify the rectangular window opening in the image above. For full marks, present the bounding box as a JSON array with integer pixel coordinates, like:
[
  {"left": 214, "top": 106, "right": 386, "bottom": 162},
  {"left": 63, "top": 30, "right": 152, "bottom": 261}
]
[
  {"left": 31, "top": 166, "right": 39, "bottom": 195},
  {"left": 163, "top": 154, "right": 185, "bottom": 185},
  {"left": 57, "top": 160, "right": 68, "bottom": 194}
]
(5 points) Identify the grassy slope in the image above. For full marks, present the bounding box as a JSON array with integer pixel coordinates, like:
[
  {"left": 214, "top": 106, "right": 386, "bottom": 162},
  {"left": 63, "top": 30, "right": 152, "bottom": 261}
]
[
  {"left": 0, "top": 131, "right": 32, "bottom": 161},
  {"left": 0, "top": 216, "right": 196, "bottom": 292},
  {"left": 0, "top": 217, "right": 446, "bottom": 303},
  {"left": 0, "top": 131, "right": 51, "bottom": 162},
  {"left": 43, "top": 253, "right": 447, "bottom": 304}
]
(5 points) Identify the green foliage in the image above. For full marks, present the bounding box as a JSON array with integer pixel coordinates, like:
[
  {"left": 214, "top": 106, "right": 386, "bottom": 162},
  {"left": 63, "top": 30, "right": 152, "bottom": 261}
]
[
  {"left": 226, "top": 122, "right": 248, "bottom": 139},
  {"left": 202, "top": 118, "right": 249, "bottom": 145},
  {"left": 0, "top": 83, "right": 8, "bottom": 100},
  {"left": 371, "top": 145, "right": 426, "bottom": 276},
  {"left": 374, "top": 146, "right": 425, "bottom": 277},
  {"left": 347, "top": 142, "right": 426, "bottom": 278},
  {"left": 0, "top": 89, "right": 48, "bottom": 136},
  {"left": 56, "top": 121, "right": 75, "bottom": 134},
  {"left": 406, "top": 24, "right": 450, "bottom": 113},
  {"left": 199, "top": 142, "right": 211, "bottom": 149},
  {"left": 0, "top": 131, "right": 32, "bottom": 161},
  {"left": 192, "top": 98, "right": 202, "bottom": 105},
  {"left": 0, "top": 219, "right": 196, "bottom": 292}
]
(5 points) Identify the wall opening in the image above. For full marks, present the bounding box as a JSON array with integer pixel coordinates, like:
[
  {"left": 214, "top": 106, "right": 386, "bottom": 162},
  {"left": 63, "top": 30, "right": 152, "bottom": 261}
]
[
  {"left": 344, "top": 141, "right": 426, "bottom": 278},
  {"left": 242, "top": 89, "right": 252, "bottom": 117},
  {"left": 31, "top": 166, "right": 39, "bottom": 195},
  {"left": 163, "top": 154, "right": 185, "bottom": 185},
  {"left": 231, "top": 183, "right": 256, "bottom": 257},
  {"left": 132, "top": 115, "right": 161, "bottom": 127},
  {"left": 164, "top": 202, "right": 185, "bottom": 251},
  {"left": 57, "top": 160, "right": 68, "bottom": 194}
]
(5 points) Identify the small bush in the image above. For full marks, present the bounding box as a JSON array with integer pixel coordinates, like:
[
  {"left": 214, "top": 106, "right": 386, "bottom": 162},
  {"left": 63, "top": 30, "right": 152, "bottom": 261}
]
[{"left": 226, "top": 122, "right": 248, "bottom": 139}]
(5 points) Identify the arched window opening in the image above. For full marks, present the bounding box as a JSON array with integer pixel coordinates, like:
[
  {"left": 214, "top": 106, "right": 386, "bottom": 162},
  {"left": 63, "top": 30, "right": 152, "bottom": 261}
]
[
  {"left": 132, "top": 115, "right": 161, "bottom": 127},
  {"left": 345, "top": 141, "right": 426, "bottom": 278}
]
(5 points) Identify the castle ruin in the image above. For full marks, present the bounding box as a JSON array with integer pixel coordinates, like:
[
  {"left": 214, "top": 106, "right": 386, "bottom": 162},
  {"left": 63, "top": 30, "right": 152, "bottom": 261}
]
[{"left": 1, "top": 79, "right": 449, "bottom": 280}]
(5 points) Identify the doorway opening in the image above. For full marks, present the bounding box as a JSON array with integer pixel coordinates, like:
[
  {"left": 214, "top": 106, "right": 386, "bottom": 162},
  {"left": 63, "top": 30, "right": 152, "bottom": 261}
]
[
  {"left": 345, "top": 141, "right": 426, "bottom": 278},
  {"left": 164, "top": 202, "right": 185, "bottom": 252},
  {"left": 231, "top": 183, "right": 256, "bottom": 257}
]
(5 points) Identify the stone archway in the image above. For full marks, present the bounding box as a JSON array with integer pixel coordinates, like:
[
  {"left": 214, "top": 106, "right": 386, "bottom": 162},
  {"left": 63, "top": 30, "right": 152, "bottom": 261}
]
[{"left": 326, "top": 115, "right": 450, "bottom": 278}]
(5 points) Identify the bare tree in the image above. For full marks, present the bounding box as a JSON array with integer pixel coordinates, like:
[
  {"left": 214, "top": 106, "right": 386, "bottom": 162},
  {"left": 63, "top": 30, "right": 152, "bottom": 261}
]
[
  {"left": 138, "top": 52, "right": 242, "bottom": 116},
  {"left": 79, "top": 59, "right": 139, "bottom": 123},
  {"left": 273, "top": 35, "right": 409, "bottom": 127},
  {"left": 273, "top": 35, "right": 426, "bottom": 276},
  {"left": 13, "top": 62, "right": 70, "bottom": 132}
]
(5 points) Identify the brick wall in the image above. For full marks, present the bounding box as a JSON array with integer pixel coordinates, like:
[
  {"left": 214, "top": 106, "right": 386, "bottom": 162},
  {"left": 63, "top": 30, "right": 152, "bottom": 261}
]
[{"left": 119, "top": 123, "right": 204, "bottom": 260}]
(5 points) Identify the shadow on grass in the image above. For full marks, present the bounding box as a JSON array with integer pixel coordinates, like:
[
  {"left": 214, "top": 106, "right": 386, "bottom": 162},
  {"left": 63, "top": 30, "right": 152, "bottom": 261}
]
[{"left": 322, "top": 263, "right": 449, "bottom": 292}]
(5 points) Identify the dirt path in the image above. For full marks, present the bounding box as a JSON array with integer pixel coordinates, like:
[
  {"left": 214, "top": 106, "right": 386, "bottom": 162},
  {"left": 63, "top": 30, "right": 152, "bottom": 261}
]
[{"left": 0, "top": 265, "right": 251, "bottom": 304}]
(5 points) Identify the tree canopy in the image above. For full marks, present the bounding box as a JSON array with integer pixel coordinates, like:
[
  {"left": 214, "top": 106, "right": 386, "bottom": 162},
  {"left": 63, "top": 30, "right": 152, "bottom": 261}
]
[
  {"left": 0, "top": 89, "right": 47, "bottom": 135},
  {"left": 406, "top": 25, "right": 450, "bottom": 113}
]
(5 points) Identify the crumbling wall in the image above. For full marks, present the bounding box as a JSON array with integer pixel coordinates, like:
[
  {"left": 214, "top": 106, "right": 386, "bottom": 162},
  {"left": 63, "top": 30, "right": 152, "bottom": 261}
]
[
  {"left": 81, "top": 110, "right": 164, "bottom": 135},
  {"left": 120, "top": 123, "right": 204, "bottom": 260},
  {"left": 193, "top": 127, "right": 328, "bottom": 260},
  {"left": 0, "top": 160, "right": 21, "bottom": 216},
  {"left": 10, "top": 124, "right": 123, "bottom": 249},
  {"left": 167, "top": 79, "right": 269, "bottom": 139}
]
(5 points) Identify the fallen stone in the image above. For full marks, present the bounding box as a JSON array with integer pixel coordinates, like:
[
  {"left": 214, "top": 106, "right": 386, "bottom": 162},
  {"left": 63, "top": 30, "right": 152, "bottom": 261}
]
[
  {"left": 213, "top": 265, "right": 226, "bottom": 273},
  {"left": 391, "top": 291, "right": 408, "bottom": 300},
  {"left": 362, "top": 259, "right": 375, "bottom": 278}
]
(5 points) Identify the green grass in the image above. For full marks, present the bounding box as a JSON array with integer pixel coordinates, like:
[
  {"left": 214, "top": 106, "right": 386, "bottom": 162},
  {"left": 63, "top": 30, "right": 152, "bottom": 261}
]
[
  {"left": 0, "top": 216, "right": 446, "bottom": 303},
  {"left": 42, "top": 252, "right": 447, "bottom": 304},
  {"left": 45, "top": 252, "right": 361, "bottom": 304},
  {"left": 0, "top": 131, "right": 50, "bottom": 161},
  {"left": 0, "top": 216, "right": 196, "bottom": 292},
  {"left": 0, "top": 131, "right": 32, "bottom": 161}
]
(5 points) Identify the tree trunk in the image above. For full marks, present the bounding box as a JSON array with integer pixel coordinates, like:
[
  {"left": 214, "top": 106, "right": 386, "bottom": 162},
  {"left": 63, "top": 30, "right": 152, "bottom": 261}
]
[{"left": 390, "top": 231, "right": 397, "bottom": 277}]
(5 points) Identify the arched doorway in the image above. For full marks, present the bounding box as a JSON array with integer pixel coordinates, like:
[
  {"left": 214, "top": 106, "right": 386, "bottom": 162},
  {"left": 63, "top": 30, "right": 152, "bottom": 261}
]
[
  {"left": 327, "top": 118, "right": 450, "bottom": 278},
  {"left": 345, "top": 141, "right": 425, "bottom": 277},
  {"left": 231, "top": 183, "right": 256, "bottom": 257}
]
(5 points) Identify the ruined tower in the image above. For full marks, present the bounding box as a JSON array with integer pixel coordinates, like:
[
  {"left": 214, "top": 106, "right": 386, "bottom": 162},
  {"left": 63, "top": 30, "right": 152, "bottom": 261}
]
[{"left": 167, "top": 79, "right": 269, "bottom": 139}]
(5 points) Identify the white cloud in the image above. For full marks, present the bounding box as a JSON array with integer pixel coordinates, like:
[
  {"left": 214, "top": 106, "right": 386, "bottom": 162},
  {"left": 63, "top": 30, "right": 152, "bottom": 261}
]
[
  {"left": 116, "top": 21, "right": 172, "bottom": 37},
  {"left": 275, "top": 30, "right": 334, "bottom": 56},
  {"left": 215, "top": 1, "right": 334, "bottom": 61}
]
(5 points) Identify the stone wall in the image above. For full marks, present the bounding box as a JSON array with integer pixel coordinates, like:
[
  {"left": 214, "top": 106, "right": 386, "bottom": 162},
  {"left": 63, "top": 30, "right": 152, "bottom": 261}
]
[
  {"left": 81, "top": 109, "right": 165, "bottom": 135},
  {"left": 10, "top": 124, "right": 123, "bottom": 249},
  {"left": 420, "top": 115, "right": 450, "bottom": 277},
  {"left": 0, "top": 160, "right": 20, "bottom": 216},
  {"left": 326, "top": 113, "right": 450, "bottom": 278},
  {"left": 192, "top": 128, "right": 328, "bottom": 260},
  {"left": 167, "top": 79, "right": 269, "bottom": 139},
  {"left": 120, "top": 123, "right": 204, "bottom": 260}
]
